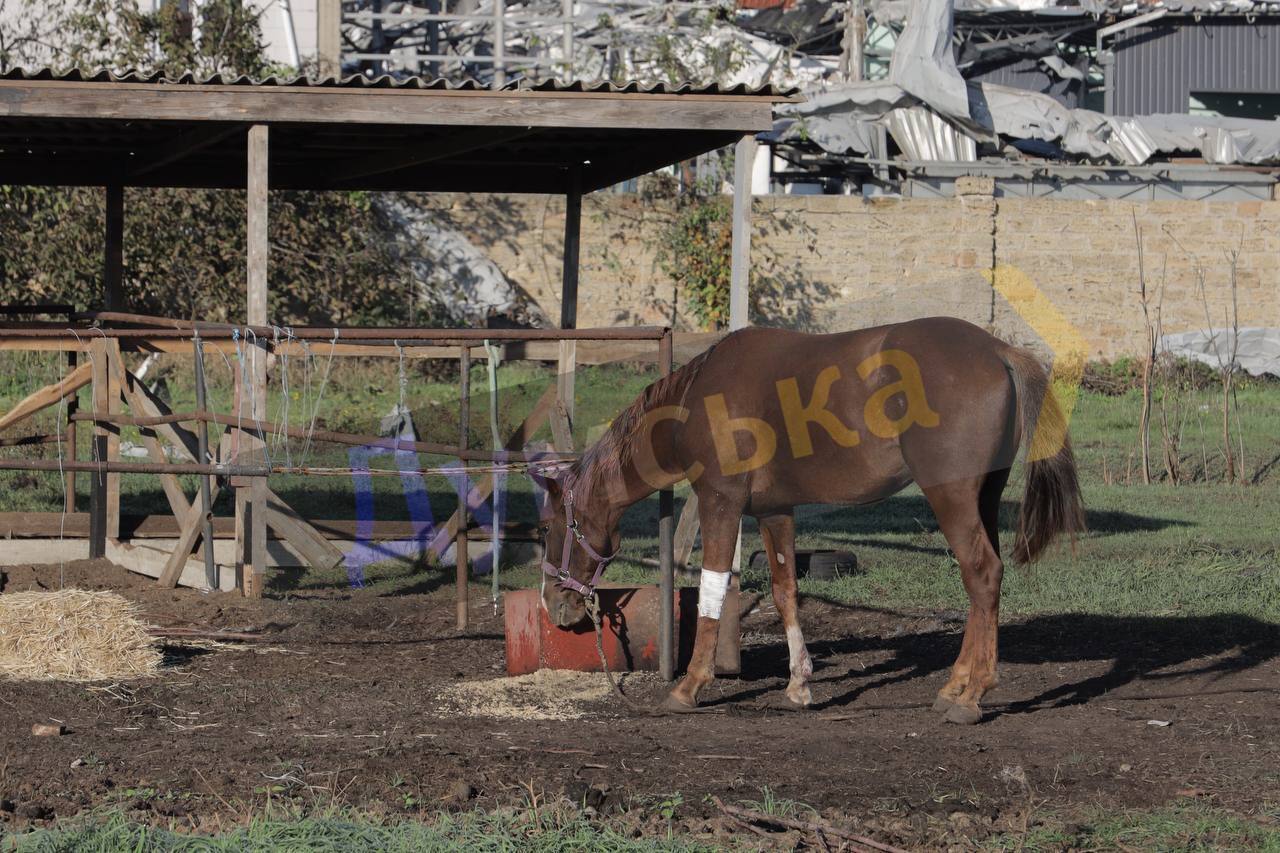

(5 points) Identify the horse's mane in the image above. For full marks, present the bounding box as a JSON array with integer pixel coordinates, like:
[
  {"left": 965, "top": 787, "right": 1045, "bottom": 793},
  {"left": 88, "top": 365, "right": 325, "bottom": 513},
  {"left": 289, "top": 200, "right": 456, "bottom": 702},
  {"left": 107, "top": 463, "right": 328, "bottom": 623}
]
[{"left": 572, "top": 344, "right": 716, "bottom": 491}]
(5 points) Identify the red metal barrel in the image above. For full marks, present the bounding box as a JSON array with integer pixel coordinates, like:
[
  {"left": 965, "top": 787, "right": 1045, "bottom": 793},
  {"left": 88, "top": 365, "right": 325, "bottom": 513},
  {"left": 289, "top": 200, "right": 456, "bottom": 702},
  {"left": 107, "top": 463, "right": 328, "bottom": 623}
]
[{"left": 504, "top": 585, "right": 740, "bottom": 676}]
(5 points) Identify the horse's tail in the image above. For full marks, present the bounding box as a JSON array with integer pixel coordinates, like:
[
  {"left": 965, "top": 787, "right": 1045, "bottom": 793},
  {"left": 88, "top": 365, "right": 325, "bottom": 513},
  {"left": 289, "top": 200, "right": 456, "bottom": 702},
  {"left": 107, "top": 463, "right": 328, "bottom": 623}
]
[{"left": 1000, "top": 347, "right": 1086, "bottom": 564}]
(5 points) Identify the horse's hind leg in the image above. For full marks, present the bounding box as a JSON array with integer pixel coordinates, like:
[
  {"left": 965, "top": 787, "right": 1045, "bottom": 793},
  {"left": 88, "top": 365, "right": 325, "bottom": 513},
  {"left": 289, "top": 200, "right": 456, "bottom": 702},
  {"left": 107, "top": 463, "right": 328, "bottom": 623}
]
[
  {"left": 922, "top": 472, "right": 1006, "bottom": 725},
  {"left": 759, "top": 512, "right": 813, "bottom": 707}
]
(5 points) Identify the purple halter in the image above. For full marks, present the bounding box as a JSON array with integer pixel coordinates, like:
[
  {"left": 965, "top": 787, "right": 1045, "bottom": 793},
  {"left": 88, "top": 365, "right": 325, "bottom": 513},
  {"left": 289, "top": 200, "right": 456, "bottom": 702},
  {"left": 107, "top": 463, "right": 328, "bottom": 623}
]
[{"left": 541, "top": 487, "right": 613, "bottom": 598}]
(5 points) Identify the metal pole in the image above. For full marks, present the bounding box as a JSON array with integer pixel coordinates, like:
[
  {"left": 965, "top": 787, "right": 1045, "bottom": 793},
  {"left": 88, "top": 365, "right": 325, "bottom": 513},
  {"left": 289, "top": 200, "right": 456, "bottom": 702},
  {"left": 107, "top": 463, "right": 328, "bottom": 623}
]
[
  {"left": 193, "top": 333, "right": 217, "bottom": 590},
  {"left": 729, "top": 134, "right": 756, "bottom": 331},
  {"left": 658, "top": 328, "right": 675, "bottom": 681},
  {"left": 492, "top": 0, "right": 506, "bottom": 88},
  {"left": 63, "top": 349, "right": 77, "bottom": 513},
  {"left": 456, "top": 345, "right": 471, "bottom": 632},
  {"left": 561, "top": 0, "right": 574, "bottom": 79}
]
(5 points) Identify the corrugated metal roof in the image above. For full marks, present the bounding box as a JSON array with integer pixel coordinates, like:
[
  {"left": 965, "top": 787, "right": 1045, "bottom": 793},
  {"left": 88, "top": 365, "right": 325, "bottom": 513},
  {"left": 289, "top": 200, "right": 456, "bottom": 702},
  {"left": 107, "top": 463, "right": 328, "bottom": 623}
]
[{"left": 0, "top": 66, "right": 794, "bottom": 97}]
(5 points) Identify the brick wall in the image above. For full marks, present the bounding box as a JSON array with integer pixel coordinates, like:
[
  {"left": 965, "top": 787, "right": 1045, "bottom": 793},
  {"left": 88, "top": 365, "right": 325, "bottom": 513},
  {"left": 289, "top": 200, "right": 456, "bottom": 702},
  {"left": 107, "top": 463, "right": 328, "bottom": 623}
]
[{"left": 418, "top": 188, "right": 1280, "bottom": 360}]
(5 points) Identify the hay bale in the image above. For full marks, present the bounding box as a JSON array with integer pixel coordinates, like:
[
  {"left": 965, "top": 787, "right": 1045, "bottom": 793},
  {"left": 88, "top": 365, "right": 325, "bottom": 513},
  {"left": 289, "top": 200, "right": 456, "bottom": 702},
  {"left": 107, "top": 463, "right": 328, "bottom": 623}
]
[{"left": 0, "top": 589, "right": 161, "bottom": 682}]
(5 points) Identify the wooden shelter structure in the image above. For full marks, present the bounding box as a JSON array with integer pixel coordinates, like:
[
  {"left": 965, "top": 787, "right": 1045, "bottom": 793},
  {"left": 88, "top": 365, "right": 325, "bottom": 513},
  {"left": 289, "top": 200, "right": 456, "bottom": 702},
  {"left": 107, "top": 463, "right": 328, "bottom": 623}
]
[{"left": 0, "top": 68, "right": 788, "bottom": 680}]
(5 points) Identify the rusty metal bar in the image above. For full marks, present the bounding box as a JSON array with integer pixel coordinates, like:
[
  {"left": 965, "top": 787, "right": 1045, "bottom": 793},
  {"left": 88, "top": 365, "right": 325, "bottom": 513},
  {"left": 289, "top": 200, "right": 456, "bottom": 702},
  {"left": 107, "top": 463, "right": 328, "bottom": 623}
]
[
  {"left": 193, "top": 333, "right": 217, "bottom": 590},
  {"left": 64, "top": 348, "right": 78, "bottom": 513},
  {"left": 0, "top": 459, "right": 270, "bottom": 476},
  {"left": 658, "top": 328, "right": 676, "bottom": 682},
  {"left": 70, "top": 409, "right": 577, "bottom": 464},
  {"left": 456, "top": 344, "right": 471, "bottom": 633},
  {"left": 58, "top": 313, "right": 669, "bottom": 342}
]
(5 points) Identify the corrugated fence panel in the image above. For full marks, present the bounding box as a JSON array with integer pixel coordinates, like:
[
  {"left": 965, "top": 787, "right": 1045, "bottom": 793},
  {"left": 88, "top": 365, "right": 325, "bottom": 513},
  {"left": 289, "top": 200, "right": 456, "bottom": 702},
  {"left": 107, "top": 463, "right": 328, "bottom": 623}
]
[
  {"left": 1115, "top": 18, "right": 1280, "bottom": 115},
  {"left": 970, "top": 58, "right": 1085, "bottom": 109}
]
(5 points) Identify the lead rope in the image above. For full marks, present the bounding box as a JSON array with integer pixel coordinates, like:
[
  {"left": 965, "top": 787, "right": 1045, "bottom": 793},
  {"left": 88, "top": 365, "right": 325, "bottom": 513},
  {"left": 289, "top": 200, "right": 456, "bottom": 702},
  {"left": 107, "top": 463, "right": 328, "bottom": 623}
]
[{"left": 585, "top": 593, "right": 651, "bottom": 713}]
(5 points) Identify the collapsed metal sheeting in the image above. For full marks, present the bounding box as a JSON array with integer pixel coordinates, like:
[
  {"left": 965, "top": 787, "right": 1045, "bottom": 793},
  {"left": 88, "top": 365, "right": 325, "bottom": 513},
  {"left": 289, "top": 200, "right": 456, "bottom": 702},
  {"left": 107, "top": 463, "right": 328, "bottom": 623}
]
[
  {"left": 1161, "top": 328, "right": 1280, "bottom": 378},
  {"left": 782, "top": 0, "right": 1280, "bottom": 166},
  {"left": 869, "top": 0, "right": 1280, "bottom": 24}
]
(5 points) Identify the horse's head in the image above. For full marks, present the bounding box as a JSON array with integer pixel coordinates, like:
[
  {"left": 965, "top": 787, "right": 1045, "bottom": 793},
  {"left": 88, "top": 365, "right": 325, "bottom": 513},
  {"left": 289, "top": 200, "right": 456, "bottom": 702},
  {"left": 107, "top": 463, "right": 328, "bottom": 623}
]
[{"left": 539, "top": 475, "right": 618, "bottom": 628}]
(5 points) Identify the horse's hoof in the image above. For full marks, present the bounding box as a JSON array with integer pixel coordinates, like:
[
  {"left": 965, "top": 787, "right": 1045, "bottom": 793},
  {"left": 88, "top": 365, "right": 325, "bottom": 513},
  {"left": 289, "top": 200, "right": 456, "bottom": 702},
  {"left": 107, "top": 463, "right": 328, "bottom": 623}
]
[
  {"left": 943, "top": 703, "right": 983, "bottom": 725},
  {"left": 932, "top": 695, "right": 959, "bottom": 714},
  {"left": 785, "top": 685, "right": 813, "bottom": 709},
  {"left": 659, "top": 693, "right": 699, "bottom": 714}
]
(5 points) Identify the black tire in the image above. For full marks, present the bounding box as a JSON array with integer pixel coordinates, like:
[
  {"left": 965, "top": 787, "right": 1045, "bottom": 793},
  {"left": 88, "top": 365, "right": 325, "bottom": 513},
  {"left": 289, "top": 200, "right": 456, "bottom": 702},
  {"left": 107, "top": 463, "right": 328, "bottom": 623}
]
[{"left": 800, "top": 550, "right": 857, "bottom": 581}]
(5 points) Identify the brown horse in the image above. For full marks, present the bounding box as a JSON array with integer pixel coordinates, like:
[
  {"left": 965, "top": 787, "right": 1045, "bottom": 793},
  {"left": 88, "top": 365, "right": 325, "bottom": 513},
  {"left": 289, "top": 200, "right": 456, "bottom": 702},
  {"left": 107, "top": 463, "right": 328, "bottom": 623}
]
[{"left": 540, "top": 317, "right": 1084, "bottom": 724}]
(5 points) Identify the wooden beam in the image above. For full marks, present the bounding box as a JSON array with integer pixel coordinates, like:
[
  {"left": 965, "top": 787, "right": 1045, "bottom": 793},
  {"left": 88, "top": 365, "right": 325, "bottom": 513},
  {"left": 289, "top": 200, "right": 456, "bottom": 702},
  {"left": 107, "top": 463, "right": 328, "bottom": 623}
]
[
  {"left": 327, "top": 126, "right": 534, "bottom": 185},
  {"left": 129, "top": 122, "right": 243, "bottom": 179},
  {"left": 156, "top": 481, "right": 222, "bottom": 588},
  {"left": 0, "top": 361, "right": 91, "bottom": 432},
  {"left": 105, "top": 346, "right": 192, "bottom": 525},
  {"left": 729, "top": 134, "right": 756, "bottom": 332},
  {"left": 104, "top": 185, "right": 124, "bottom": 311},
  {"left": 120, "top": 368, "right": 200, "bottom": 461},
  {"left": 0, "top": 80, "right": 780, "bottom": 133},
  {"left": 263, "top": 488, "right": 344, "bottom": 571}
]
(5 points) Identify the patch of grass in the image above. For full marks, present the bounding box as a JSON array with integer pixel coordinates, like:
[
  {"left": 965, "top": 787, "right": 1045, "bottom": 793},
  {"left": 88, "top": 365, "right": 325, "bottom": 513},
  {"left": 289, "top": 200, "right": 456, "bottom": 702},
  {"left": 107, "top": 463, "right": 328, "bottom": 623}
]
[
  {"left": 8, "top": 805, "right": 719, "bottom": 852},
  {"left": 993, "top": 801, "right": 1280, "bottom": 851}
]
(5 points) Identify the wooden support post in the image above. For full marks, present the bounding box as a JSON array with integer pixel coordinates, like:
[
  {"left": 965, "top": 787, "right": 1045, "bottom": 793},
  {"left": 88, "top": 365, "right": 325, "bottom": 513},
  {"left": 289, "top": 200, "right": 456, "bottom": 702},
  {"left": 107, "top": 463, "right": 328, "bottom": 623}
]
[
  {"left": 729, "top": 134, "right": 755, "bottom": 574},
  {"left": 88, "top": 343, "right": 108, "bottom": 559},
  {"left": 456, "top": 345, "right": 471, "bottom": 631},
  {"left": 104, "top": 184, "right": 124, "bottom": 311},
  {"left": 193, "top": 335, "right": 217, "bottom": 589},
  {"left": 658, "top": 329, "right": 676, "bottom": 681},
  {"left": 560, "top": 168, "right": 581, "bottom": 330},
  {"left": 87, "top": 338, "right": 121, "bottom": 557},
  {"left": 241, "top": 123, "right": 270, "bottom": 598},
  {"left": 729, "top": 134, "right": 756, "bottom": 332},
  {"left": 556, "top": 340, "right": 576, "bottom": 429},
  {"left": 63, "top": 350, "right": 77, "bottom": 513}
]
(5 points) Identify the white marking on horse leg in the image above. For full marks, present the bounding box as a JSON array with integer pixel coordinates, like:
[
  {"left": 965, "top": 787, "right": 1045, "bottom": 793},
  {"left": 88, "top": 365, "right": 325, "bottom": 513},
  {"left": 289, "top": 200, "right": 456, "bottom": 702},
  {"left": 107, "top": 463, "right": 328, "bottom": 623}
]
[
  {"left": 785, "top": 624, "right": 813, "bottom": 706},
  {"left": 777, "top": 552, "right": 786, "bottom": 564}
]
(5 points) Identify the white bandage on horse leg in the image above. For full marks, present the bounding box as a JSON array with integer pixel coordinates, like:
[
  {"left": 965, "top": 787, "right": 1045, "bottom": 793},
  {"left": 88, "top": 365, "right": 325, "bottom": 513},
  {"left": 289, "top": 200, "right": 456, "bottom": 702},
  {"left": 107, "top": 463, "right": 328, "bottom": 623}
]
[{"left": 697, "top": 569, "right": 732, "bottom": 619}]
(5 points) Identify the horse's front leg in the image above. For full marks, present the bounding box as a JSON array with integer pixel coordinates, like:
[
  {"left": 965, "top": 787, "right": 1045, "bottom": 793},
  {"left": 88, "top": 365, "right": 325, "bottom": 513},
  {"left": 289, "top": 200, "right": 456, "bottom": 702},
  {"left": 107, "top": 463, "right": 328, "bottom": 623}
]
[{"left": 663, "top": 497, "right": 742, "bottom": 711}]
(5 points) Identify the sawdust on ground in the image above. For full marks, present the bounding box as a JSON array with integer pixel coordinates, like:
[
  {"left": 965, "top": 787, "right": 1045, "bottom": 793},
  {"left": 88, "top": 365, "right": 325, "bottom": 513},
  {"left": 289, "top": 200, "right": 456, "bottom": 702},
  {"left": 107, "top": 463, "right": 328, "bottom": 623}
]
[{"left": 435, "top": 669, "right": 651, "bottom": 721}]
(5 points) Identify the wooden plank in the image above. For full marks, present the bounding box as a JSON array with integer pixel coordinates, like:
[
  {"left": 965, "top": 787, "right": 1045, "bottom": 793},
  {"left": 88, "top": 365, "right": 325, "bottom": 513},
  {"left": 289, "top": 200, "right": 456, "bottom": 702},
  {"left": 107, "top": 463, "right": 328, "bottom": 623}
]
[
  {"left": 0, "top": 361, "right": 91, "bottom": 432},
  {"left": 550, "top": 399, "right": 574, "bottom": 453},
  {"left": 0, "top": 81, "right": 780, "bottom": 132},
  {"left": 157, "top": 481, "right": 222, "bottom": 587},
  {"left": 105, "top": 345, "right": 192, "bottom": 524},
  {"left": 121, "top": 369, "right": 200, "bottom": 461},
  {"left": 729, "top": 134, "right": 756, "bottom": 331},
  {"left": 263, "top": 488, "right": 343, "bottom": 571},
  {"left": 556, "top": 339, "right": 576, "bottom": 427}
]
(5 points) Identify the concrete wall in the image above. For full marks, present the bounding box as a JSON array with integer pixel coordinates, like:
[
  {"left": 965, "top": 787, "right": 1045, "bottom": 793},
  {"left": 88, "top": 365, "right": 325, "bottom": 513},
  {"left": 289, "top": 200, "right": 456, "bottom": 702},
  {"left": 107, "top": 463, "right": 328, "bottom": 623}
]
[{"left": 420, "top": 184, "right": 1280, "bottom": 360}]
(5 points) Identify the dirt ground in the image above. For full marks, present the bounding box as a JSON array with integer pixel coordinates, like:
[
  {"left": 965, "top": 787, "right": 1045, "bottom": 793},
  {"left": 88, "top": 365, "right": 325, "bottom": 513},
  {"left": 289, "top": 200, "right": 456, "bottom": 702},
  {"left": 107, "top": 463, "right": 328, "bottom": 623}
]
[{"left": 2, "top": 560, "right": 1278, "bottom": 847}]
